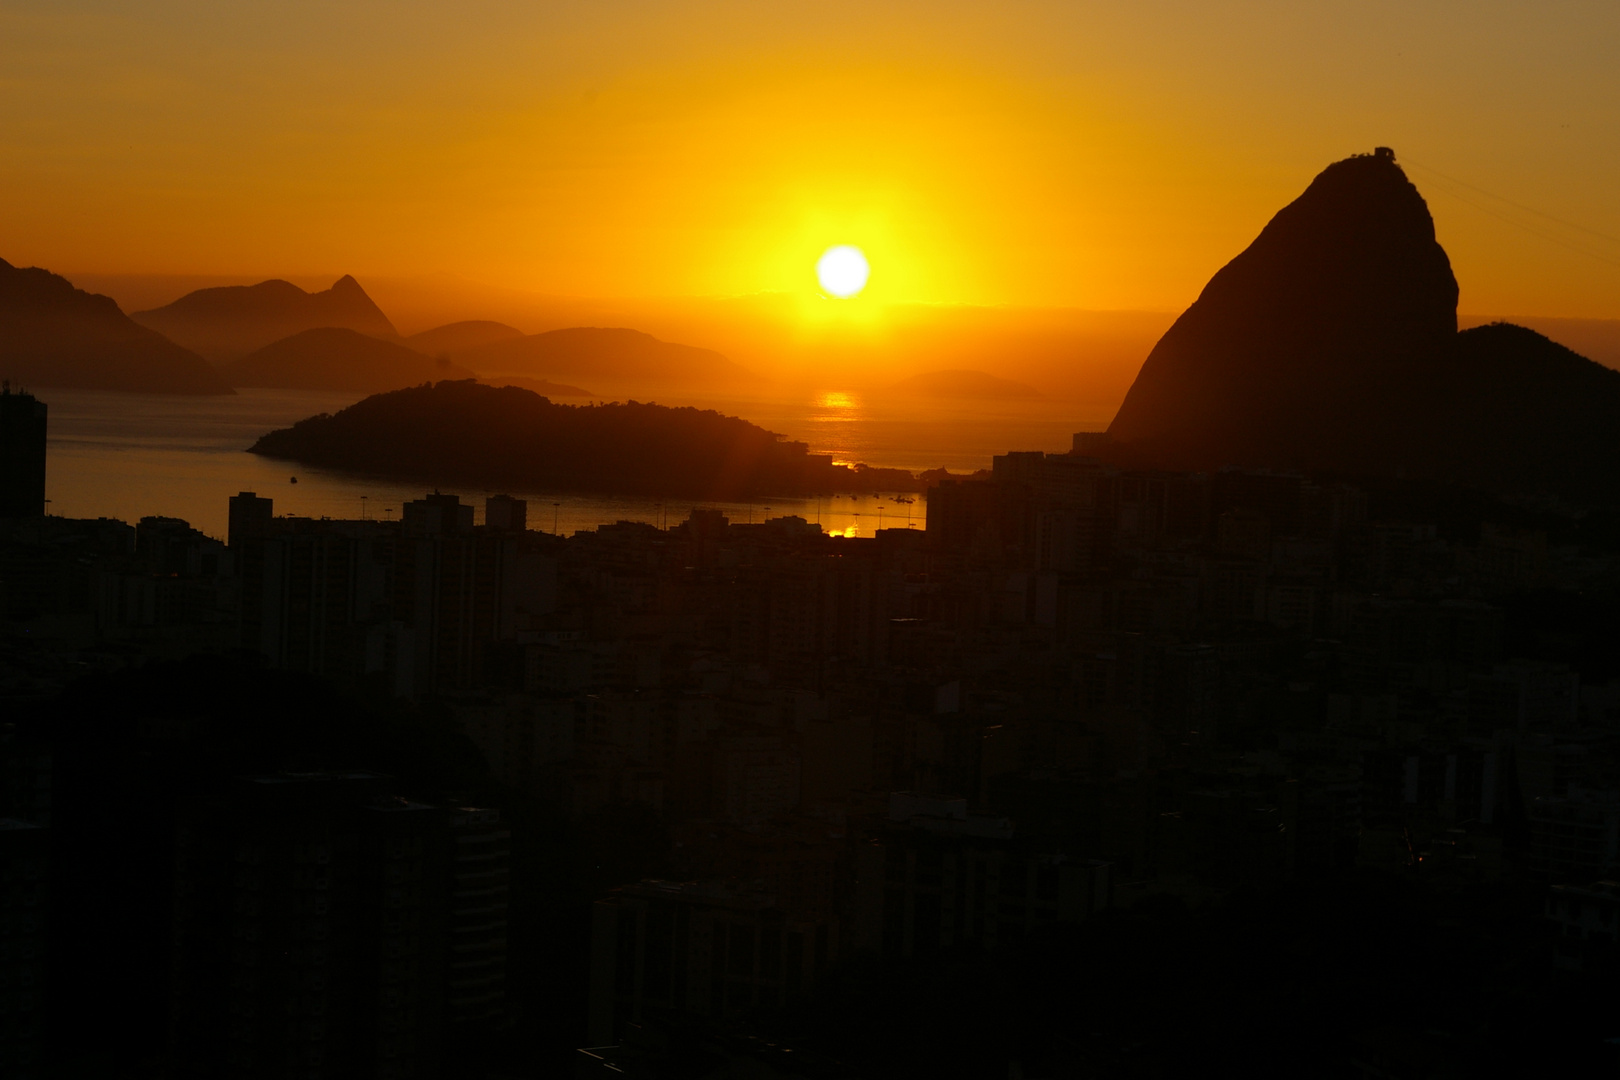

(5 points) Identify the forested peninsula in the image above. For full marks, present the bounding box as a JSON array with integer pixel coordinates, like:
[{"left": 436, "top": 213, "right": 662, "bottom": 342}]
[{"left": 249, "top": 379, "right": 926, "bottom": 497}]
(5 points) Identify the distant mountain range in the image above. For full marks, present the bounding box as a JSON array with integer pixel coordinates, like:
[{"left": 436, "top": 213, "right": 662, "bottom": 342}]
[
  {"left": 130, "top": 277, "right": 759, "bottom": 390},
  {"left": 1106, "top": 147, "right": 1620, "bottom": 505},
  {"left": 221, "top": 328, "right": 476, "bottom": 393},
  {"left": 0, "top": 260, "right": 765, "bottom": 395},
  {"left": 0, "top": 259, "right": 231, "bottom": 394},
  {"left": 404, "top": 320, "right": 523, "bottom": 355},
  {"left": 885, "top": 369, "right": 1039, "bottom": 399},
  {"left": 132, "top": 276, "right": 398, "bottom": 361},
  {"left": 458, "top": 327, "right": 760, "bottom": 387}
]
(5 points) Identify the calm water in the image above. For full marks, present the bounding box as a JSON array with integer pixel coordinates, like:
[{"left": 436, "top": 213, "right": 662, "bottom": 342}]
[
  {"left": 41, "top": 386, "right": 1105, "bottom": 539},
  {"left": 609, "top": 383, "right": 1109, "bottom": 475}
]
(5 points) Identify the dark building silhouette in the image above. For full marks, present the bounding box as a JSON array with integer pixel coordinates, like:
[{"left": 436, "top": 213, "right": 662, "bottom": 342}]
[
  {"left": 232, "top": 492, "right": 554, "bottom": 696},
  {"left": 168, "top": 773, "right": 510, "bottom": 1080},
  {"left": 228, "top": 491, "right": 274, "bottom": 547},
  {"left": 0, "top": 385, "right": 46, "bottom": 518},
  {"left": 588, "top": 879, "right": 840, "bottom": 1046},
  {"left": 443, "top": 807, "right": 511, "bottom": 1029},
  {"left": 483, "top": 494, "right": 526, "bottom": 534},
  {"left": 5, "top": 456, "right": 1620, "bottom": 1073},
  {"left": 0, "top": 818, "right": 47, "bottom": 1080},
  {"left": 404, "top": 492, "right": 475, "bottom": 536},
  {"left": 1546, "top": 881, "right": 1620, "bottom": 971},
  {"left": 235, "top": 511, "right": 409, "bottom": 691},
  {"left": 399, "top": 494, "right": 543, "bottom": 692},
  {"left": 851, "top": 793, "right": 1111, "bottom": 960}
]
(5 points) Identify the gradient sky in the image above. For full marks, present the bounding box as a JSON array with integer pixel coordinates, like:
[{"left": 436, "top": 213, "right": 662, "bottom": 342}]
[{"left": 4, "top": 1, "right": 1619, "bottom": 318}]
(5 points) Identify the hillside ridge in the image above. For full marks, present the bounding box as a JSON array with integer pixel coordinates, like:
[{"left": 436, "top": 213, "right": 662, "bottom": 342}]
[
  {"left": 0, "top": 258, "right": 232, "bottom": 394},
  {"left": 133, "top": 276, "right": 398, "bottom": 360},
  {"left": 1104, "top": 148, "right": 1620, "bottom": 504}
]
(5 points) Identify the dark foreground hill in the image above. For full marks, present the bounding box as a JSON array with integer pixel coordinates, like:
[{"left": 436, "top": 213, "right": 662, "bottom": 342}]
[
  {"left": 0, "top": 259, "right": 231, "bottom": 394},
  {"left": 460, "top": 327, "right": 758, "bottom": 388},
  {"left": 221, "top": 328, "right": 475, "bottom": 392},
  {"left": 133, "top": 275, "right": 398, "bottom": 360},
  {"left": 1461, "top": 314, "right": 1620, "bottom": 372},
  {"left": 249, "top": 380, "right": 849, "bottom": 498},
  {"left": 1106, "top": 148, "right": 1620, "bottom": 505}
]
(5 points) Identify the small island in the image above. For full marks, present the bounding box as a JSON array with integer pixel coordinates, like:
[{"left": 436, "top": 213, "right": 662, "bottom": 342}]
[{"left": 248, "top": 379, "right": 929, "bottom": 497}]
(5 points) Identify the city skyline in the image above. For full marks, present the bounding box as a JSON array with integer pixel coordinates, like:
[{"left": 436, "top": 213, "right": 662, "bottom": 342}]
[{"left": 5, "top": 7, "right": 1620, "bottom": 1077}]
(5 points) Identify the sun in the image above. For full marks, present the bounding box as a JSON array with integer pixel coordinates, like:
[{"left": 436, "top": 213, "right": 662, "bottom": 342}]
[{"left": 816, "top": 245, "right": 870, "bottom": 298}]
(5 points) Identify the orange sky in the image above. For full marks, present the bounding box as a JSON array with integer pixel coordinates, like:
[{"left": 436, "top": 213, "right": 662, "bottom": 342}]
[{"left": 4, "top": 1, "right": 1620, "bottom": 322}]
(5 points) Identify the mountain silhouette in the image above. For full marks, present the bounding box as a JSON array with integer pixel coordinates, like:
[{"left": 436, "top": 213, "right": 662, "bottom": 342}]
[
  {"left": 1105, "top": 148, "right": 1620, "bottom": 503},
  {"left": 221, "top": 328, "right": 475, "bottom": 393},
  {"left": 1419, "top": 322, "right": 1620, "bottom": 496},
  {"left": 250, "top": 379, "right": 836, "bottom": 498},
  {"left": 404, "top": 320, "right": 523, "bottom": 355},
  {"left": 1460, "top": 314, "right": 1620, "bottom": 373},
  {"left": 132, "top": 276, "right": 398, "bottom": 361},
  {"left": 0, "top": 259, "right": 231, "bottom": 394},
  {"left": 460, "top": 326, "right": 759, "bottom": 388},
  {"left": 885, "top": 369, "right": 1040, "bottom": 400}
]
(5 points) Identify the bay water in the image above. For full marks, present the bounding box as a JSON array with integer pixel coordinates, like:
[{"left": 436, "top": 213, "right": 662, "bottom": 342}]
[{"left": 40, "top": 386, "right": 1106, "bottom": 539}]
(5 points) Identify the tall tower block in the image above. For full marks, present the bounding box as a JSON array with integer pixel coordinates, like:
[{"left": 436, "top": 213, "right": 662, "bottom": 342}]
[{"left": 0, "top": 384, "right": 47, "bottom": 518}]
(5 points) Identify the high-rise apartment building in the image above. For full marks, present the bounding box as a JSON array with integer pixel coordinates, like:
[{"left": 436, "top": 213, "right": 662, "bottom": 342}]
[
  {"left": 169, "top": 774, "right": 510, "bottom": 1080},
  {"left": 233, "top": 493, "right": 554, "bottom": 697},
  {"left": 588, "top": 879, "right": 839, "bottom": 1045},
  {"left": 0, "top": 385, "right": 47, "bottom": 518},
  {"left": 0, "top": 818, "right": 47, "bottom": 1080}
]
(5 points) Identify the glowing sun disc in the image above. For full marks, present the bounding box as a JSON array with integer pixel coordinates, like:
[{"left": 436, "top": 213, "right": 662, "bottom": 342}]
[{"left": 816, "top": 245, "right": 870, "bottom": 298}]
